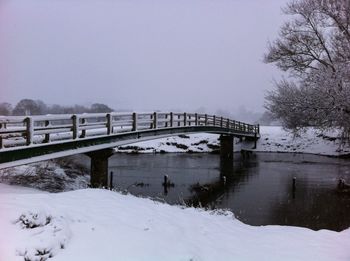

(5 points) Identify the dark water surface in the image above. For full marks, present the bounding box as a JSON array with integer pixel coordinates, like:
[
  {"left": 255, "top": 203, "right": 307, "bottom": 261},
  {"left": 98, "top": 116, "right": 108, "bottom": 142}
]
[{"left": 109, "top": 153, "right": 350, "bottom": 231}]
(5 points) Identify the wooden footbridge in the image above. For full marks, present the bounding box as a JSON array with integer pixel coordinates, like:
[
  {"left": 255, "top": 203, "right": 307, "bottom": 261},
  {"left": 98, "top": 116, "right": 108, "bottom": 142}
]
[{"left": 0, "top": 112, "right": 259, "bottom": 187}]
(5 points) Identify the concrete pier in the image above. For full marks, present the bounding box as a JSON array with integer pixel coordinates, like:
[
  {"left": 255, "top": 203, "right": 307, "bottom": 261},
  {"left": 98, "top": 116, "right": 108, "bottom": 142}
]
[
  {"left": 220, "top": 135, "right": 234, "bottom": 159},
  {"left": 86, "top": 149, "right": 114, "bottom": 188}
]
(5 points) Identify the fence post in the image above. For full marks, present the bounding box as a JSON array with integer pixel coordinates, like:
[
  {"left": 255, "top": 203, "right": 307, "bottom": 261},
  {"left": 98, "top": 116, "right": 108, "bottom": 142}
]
[
  {"left": 226, "top": 119, "right": 230, "bottom": 129},
  {"left": 184, "top": 112, "right": 187, "bottom": 126},
  {"left": 213, "top": 115, "right": 216, "bottom": 126},
  {"left": 0, "top": 136, "right": 3, "bottom": 149},
  {"left": 205, "top": 114, "right": 208, "bottom": 126},
  {"left": 153, "top": 112, "right": 158, "bottom": 129},
  {"left": 195, "top": 113, "right": 198, "bottom": 125},
  {"left": 178, "top": 115, "right": 181, "bottom": 127},
  {"left": 220, "top": 117, "right": 223, "bottom": 127},
  {"left": 44, "top": 120, "right": 50, "bottom": 143},
  {"left": 132, "top": 112, "right": 138, "bottom": 131},
  {"left": 107, "top": 113, "right": 113, "bottom": 135},
  {"left": 25, "top": 117, "right": 34, "bottom": 145},
  {"left": 72, "top": 115, "right": 79, "bottom": 139},
  {"left": 170, "top": 112, "right": 174, "bottom": 127}
]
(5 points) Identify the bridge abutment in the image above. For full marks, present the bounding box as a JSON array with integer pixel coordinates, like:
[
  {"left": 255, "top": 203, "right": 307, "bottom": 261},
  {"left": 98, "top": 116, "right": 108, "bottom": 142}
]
[
  {"left": 220, "top": 135, "right": 234, "bottom": 159},
  {"left": 86, "top": 149, "right": 114, "bottom": 188}
]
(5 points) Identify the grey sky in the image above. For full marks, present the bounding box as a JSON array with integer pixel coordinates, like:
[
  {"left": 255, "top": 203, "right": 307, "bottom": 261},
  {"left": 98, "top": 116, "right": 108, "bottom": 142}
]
[{"left": 0, "top": 0, "right": 288, "bottom": 113}]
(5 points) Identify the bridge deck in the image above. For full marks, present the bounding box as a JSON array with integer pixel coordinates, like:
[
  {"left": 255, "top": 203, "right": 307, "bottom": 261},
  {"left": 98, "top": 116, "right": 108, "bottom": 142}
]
[{"left": 0, "top": 112, "right": 259, "bottom": 169}]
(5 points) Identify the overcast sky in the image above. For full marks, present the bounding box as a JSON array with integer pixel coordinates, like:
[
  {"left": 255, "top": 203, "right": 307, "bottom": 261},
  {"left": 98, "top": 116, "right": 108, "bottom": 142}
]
[{"left": 0, "top": 0, "right": 289, "bottom": 113}]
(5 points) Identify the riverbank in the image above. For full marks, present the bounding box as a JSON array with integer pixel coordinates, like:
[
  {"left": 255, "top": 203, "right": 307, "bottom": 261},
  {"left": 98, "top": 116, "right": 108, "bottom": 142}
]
[
  {"left": 1, "top": 183, "right": 349, "bottom": 261},
  {"left": 116, "top": 126, "right": 350, "bottom": 156}
]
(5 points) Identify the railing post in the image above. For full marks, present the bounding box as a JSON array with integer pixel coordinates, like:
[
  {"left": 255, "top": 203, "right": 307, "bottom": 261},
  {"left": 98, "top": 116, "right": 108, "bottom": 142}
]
[
  {"left": 0, "top": 136, "right": 3, "bottom": 149},
  {"left": 132, "top": 112, "right": 138, "bottom": 131},
  {"left": 72, "top": 114, "right": 79, "bottom": 139},
  {"left": 43, "top": 120, "right": 50, "bottom": 143},
  {"left": 170, "top": 112, "right": 174, "bottom": 127},
  {"left": 213, "top": 115, "right": 216, "bottom": 126},
  {"left": 107, "top": 113, "right": 113, "bottom": 135},
  {"left": 220, "top": 117, "right": 223, "bottom": 127},
  {"left": 153, "top": 112, "right": 158, "bottom": 129},
  {"left": 165, "top": 114, "right": 168, "bottom": 128},
  {"left": 195, "top": 113, "right": 198, "bottom": 126},
  {"left": 25, "top": 117, "right": 34, "bottom": 146},
  {"left": 205, "top": 114, "right": 208, "bottom": 126},
  {"left": 80, "top": 118, "right": 86, "bottom": 138},
  {"left": 226, "top": 119, "right": 230, "bottom": 129},
  {"left": 178, "top": 115, "right": 181, "bottom": 127},
  {"left": 184, "top": 112, "right": 187, "bottom": 126},
  {"left": 257, "top": 124, "right": 260, "bottom": 134}
]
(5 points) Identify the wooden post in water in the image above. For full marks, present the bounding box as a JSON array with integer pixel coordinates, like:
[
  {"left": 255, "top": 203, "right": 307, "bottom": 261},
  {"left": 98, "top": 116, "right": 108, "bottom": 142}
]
[{"left": 292, "top": 177, "right": 296, "bottom": 191}]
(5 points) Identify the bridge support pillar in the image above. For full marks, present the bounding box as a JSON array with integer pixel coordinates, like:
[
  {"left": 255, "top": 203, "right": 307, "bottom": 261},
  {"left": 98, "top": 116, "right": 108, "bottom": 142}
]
[
  {"left": 220, "top": 135, "right": 234, "bottom": 159},
  {"left": 86, "top": 149, "right": 114, "bottom": 188}
]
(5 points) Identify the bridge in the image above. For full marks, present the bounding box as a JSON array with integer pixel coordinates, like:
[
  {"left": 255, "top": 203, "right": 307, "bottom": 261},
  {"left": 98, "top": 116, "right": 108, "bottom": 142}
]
[{"left": 0, "top": 112, "right": 260, "bottom": 187}]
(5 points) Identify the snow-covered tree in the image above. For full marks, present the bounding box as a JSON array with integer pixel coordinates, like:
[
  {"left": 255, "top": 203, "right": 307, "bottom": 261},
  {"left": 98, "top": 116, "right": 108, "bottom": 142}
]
[
  {"left": 265, "top": 0, "right": 350, "bottom": 139},
  {"left": 0, "top": 102, "right": 12, "bottom": 116},
  {"left": 13, "top": 99, "right": 48, "bottom": 115}
]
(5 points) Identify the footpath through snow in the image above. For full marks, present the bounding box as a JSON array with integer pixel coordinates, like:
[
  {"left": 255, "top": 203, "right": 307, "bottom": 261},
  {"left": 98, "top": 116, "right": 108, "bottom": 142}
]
[{"left": 1, "top": 184, "right": 350, "bottom": 261}]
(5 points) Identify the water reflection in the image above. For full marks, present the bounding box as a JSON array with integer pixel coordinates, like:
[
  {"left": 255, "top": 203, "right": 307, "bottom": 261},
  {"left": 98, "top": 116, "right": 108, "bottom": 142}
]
[{"left": 109, "top": 153, "right": 350, "bottom": 231}]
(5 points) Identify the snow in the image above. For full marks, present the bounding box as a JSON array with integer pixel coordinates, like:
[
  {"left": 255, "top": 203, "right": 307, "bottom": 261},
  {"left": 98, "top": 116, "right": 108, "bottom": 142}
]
[
  {"left": 253, "top": 126, "right": 350, "bottom": 156},
  {"left": 115, "top": 133, "right": 220, "bottom": 153},
  {"left": 0, "top": 159, "right": 89, "bottom": 192},
  {"left": 0, "top": 183, "right": 349, "bottom": 261},
  {"left": 1, "top": 126, "right": 350, "bottom": 260},
  {"left": 116, "top": 126, "right": 350, "bottom": 156}
]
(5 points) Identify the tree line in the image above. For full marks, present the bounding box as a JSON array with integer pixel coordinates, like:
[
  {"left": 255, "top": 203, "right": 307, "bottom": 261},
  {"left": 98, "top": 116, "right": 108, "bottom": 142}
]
[{"left": 0, "top": 99, "right": 114, "bottom": 116}]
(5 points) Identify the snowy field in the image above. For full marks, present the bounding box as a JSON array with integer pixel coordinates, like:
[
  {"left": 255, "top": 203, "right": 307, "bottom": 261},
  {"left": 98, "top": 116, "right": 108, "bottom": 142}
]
[
  {"left": 116, "top": 126, "right": 350, "bottom": 156},
  {"left": 1, "top": 184, "right": 350, "bottom": 261},
  {"left": 1, "top": 126, "right": 350, "bottom": 260}
]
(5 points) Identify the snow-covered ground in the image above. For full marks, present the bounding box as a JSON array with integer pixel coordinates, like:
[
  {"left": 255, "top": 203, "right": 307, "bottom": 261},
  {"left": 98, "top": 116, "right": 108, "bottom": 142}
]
[
  {"left": 1, "top": 126, "right": 350, "bottom": 260},
  {"left": 116, "top": 126, "right": 350, "bottom": 156},
  {"left": 1, "top": 183, "right": 349, "bottom": 261}
]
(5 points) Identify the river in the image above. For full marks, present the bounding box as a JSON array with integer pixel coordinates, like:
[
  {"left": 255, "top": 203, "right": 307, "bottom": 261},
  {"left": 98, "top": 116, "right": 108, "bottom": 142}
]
[{"left": 109, "top": 152, "right": 350, "bottom": 231}]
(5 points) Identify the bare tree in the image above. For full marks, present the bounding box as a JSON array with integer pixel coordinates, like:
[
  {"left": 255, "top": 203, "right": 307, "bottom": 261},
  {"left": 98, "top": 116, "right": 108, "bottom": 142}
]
[
  {"left": 265, "top": 0, "right": 350, "bottom": 138},
  {"left": 0, "top": 103, "right": 12, "bottom": 116},
  {"left": 12, "top": 99, "right": 47, "bottom": 116},
  {"left": 90, "top": 103, "right": 113, "bottom": 113}
]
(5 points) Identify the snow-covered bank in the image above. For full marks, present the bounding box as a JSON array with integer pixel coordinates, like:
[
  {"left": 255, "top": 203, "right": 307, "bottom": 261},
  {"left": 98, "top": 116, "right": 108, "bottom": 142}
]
[
  {"left": 116, "top": 126, "right": 350, "bottom": 156},
  {"left": 254, "top": 126, "right": 350, "bottom": 156},
  {"left": 0, "top": 157, "right": 89, "bottom": 192},
  {"left": 0, "top": 184, "right": 349, "bottom": 261}
]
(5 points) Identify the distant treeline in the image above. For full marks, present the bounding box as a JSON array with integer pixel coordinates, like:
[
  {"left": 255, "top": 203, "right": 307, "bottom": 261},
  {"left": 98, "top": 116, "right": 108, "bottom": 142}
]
[{"left": 0, "top": 99, "right": 114, "bottom": 116}]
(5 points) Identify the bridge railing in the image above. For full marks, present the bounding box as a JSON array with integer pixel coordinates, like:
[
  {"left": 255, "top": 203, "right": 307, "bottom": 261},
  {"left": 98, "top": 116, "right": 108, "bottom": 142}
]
[{"left": 0, "top": 112, "right": 259, "bottom": 149}]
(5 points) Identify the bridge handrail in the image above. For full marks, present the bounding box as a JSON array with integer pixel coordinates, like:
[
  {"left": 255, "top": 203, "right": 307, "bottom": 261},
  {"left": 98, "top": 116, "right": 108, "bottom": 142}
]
[{"left": 0, "top": 112, "right": 260, "bottom": 149}]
